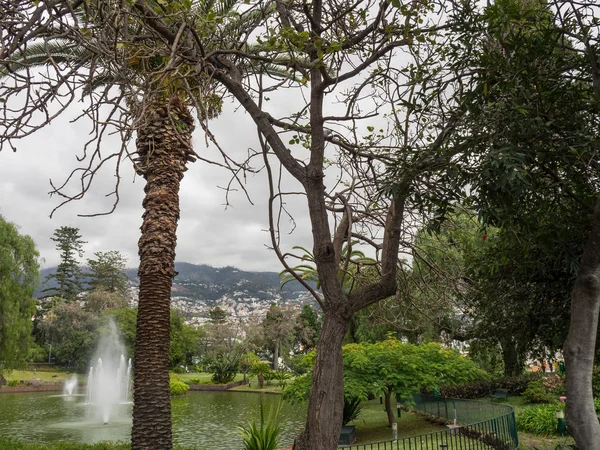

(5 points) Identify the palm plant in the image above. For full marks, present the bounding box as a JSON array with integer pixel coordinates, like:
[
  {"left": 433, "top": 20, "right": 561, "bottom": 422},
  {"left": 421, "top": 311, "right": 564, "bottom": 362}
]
[{"left": 1, "top": 1, "right": 290, "bottom": 448}]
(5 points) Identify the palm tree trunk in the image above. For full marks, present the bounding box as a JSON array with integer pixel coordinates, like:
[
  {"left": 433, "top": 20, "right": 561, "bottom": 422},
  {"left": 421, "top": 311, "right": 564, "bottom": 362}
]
[{"left": 132, "top": 97, "right": 194, "bottom": 450}]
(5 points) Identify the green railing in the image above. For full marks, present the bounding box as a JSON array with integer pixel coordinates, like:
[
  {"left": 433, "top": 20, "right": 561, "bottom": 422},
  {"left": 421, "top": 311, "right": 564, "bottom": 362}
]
[{"left": 340, "top": 394, "right": 519, "bottom": 450}]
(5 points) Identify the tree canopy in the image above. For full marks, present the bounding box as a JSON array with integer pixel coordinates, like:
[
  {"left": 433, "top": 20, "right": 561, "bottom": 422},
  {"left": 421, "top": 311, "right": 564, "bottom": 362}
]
[{"left": 0, "top": 216, "right": 40, "bottom": 376}]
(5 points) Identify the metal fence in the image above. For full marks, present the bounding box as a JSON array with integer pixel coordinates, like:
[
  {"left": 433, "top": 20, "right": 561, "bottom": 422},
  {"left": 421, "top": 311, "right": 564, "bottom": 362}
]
[{"left": 340, "top": 394, "right": 519, "bottom": 450}]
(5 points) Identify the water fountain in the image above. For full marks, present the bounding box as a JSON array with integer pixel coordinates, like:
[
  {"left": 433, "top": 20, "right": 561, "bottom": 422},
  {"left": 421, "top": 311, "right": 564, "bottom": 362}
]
[
  {"left": 85, "top": 320, "right": 132, "bottom": 424},
  {"left": 63, "top": 375, "right": 78, "bottom": 396}
]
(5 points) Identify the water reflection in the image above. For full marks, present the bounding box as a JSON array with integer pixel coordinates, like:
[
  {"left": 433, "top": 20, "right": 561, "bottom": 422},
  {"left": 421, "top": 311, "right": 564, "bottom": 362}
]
[{"left": 0, "top": 391, "right": 305, "bottom": 449}]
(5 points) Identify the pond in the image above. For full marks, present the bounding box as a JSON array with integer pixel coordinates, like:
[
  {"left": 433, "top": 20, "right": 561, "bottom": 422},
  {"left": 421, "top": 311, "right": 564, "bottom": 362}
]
[{"left": 0, "top": 391, "right": 306, "bottom": 449}]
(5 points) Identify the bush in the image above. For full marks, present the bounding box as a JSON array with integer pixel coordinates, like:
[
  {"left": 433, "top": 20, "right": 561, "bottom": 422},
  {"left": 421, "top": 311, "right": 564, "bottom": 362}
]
[
  {"left": 516, "top": 403, "right": 564, "bottom": 436},
  {"left": 169, "top": 376, "right": 189, "bottom": 396},
  {"left": 7, "top": 380, "right": 20, "bottom": 387},
  {"left": 592, "top": 366, "right": 600, "bottom": 398},
  {"left": 523, "top": 380, "right": 553, "bottom": 404},
  {"left": 431, "top": 373, "right": 542, "bottom": 399}
]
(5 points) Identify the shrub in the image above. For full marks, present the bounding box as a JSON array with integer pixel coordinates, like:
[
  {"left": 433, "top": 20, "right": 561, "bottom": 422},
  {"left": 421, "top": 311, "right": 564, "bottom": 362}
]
[
  {"left": 7, "top": 380, "right": 20, "bottom": 387},
  {"left": 592, "top": 366, "right": 600, "bottom": 398},
  {"left": 523, "top": 380, "right": 553, "bottom": 404},
  {"left": 516, "top": 403, "right": 564, "bottom": 436},
  {"left": 431, "top": 373, "right": 542, "bottom": 399},
  {"left": 541, "top": 374, "right": 566, "bottom": 396},
  {"left": 169, "top": 376, "right": 189, "bottom": 396}
]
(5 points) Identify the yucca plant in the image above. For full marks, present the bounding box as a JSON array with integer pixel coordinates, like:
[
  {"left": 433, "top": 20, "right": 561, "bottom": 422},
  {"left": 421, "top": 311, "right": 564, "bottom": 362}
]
[{"left": 237, "top": 401, "right": 283, "bottom": 450}]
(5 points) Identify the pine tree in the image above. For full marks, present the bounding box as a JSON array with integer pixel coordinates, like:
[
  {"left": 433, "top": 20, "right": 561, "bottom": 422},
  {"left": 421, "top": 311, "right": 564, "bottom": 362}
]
[
  {"left": 43, "top": 226, "right": 86, "bottom": 301},
  {"left": 87, "top": 250, "right": 129, "bottom": 296}
]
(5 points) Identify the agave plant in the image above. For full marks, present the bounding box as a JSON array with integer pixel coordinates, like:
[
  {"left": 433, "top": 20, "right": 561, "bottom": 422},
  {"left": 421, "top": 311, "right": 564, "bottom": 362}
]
[{"left": 237, "top": 400, "right": 283, "bottom": 450}]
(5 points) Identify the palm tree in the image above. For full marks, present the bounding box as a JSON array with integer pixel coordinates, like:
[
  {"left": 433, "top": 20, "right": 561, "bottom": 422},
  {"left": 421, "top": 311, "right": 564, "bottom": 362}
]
[{"left": 2, "top": 2, "right": 287, "bottom": 447}]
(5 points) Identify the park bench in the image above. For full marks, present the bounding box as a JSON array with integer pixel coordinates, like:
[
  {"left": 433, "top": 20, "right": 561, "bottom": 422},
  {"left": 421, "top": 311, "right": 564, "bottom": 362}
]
[{"left": 490, "top": 388, "right": 509, "bottom": 401}]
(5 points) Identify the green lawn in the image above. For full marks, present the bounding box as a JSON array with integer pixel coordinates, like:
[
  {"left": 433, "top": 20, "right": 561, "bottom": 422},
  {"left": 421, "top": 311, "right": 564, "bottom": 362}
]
[
  {"left": 4, "top": 369, "right": 84, "bottom": 384},
  {"left": 173, "top": 372, "right": 244, "bottom": 385},
  {"left": 346, "top": 398, "right": 446, "bottom": 444}
]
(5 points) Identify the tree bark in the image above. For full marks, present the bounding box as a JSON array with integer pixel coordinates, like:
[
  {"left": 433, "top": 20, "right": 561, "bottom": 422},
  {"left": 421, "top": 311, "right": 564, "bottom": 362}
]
[
  {"left": 293, "top": 313, "right": 349, "bottom": 450},
  {"left": 257, "top": 372, "right": 264, "bottom": 389},
  {"left": 500, "top": 339, "right": 522, "bottom": 376},
  {"left": 131, "top": 98, "right": 194, "bottom": 450},
  {"left": 384, "top": 387, "right": 395, "bottom": 428},
  {"left": 564, "top": 198, "right": 600, "bottom": 450},
  {"left": 273, "top": 340, "right": 280, "bottom": 371}
]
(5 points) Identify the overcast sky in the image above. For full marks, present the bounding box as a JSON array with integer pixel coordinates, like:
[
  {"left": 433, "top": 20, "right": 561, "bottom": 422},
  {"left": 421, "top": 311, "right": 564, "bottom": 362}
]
[{"left": 0, "top": 95, "right": 317, "bottom": 272}]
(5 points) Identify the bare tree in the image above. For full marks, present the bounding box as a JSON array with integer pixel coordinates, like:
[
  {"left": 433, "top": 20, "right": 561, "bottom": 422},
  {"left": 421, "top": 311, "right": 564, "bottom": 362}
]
[{"left": 1, "top": 1, "right": 461, "bottom": 449}]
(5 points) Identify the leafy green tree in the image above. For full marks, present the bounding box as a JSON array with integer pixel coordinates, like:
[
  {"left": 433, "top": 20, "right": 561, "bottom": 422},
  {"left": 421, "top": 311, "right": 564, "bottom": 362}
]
[
  {"left": 43, "top": 226, "right": 86, "bottom": 301},
  {"left": 87, "top": 251, "right": 129, "bottom": 296},
  {"left": 443, "top": 1, "right": 600, "bottom": 444},
  {"left": 0, "top": 216, "right": 40, "bottom": 378},
  {"left": 294, "top": 304, "right": 321, "bottom": 354},
  {"left": 170, "top": 310, "right": 200, "bottom": 368},
  {"left": 284, "top": 339, "right": 486, "bottom": 428},
  {"left": 37, "top": 302, "right": 100, "bottom": 371}
]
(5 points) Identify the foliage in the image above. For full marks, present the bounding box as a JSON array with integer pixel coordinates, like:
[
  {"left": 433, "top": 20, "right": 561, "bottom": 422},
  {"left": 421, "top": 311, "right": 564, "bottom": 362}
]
[
  {"left": 86, "top": 251, "right": 128, "bottom": 296},
  {"left": 293, "top": 304, "right": 321, "bottom": 353},
  {"left": 36, "top": 302, "right": 100, "bottom": 372},
  {"left": 342, "top": 396, "right": 363, "bottom": 426},
  {"left": 7, "top": 379, "right": 19, "bottom": 387},
  {"left": 206, "top": 353, "right": 239, "bottom": 384},
  {"left": 208, "top": 306, "right": 228, "bottom": 324},
  {"left": 169, "top": 375, "right": 189, "bottom": 396},
  {"left": 85, "top": 288, "right": 128, "bottom": 314},
  {"left": 170, "top": 309, "right": 200, "bottom": 368},
  {"left": 237, "top": 401, "right": 283, "bottom": 450},
  {"left": 523, "top": 380, "right": 554, "bottom": 404},
  {"left": 433, "top": 373, "right": 542, "bottom": 399},
  {"left": 343, "top": 339, "right": 487, "bottom": 400},
  {"left": 0, "top": 216, "right": 39, "bottom": 375},
  {"left": 517, "top": 403, "right": 565, "bottom": 436},
  {"left": 249, "top": 361, "right": 271, "bottom": 389},
  {"left": 43, "top": 226, "right": 86, "bottom": 300},
  {"left": 239, "top": 352, "right": 260, "bottom": 380}
]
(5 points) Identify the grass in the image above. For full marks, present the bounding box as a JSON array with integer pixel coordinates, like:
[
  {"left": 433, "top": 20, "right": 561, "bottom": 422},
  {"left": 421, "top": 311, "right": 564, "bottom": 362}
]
[
  {"left": 174, "top": 372, "right": 244, "bottom": 385},
  {"left": 4, "top": 369, "right": 84, "bottom": 385},
  {"left": 346, "top": 398, "right": 446, "bottom": 444}
]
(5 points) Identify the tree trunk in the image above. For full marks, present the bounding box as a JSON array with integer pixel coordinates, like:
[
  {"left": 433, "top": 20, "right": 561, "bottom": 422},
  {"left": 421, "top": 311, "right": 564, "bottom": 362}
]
[
  {"left": 564, "top": 198, "right": 600, "bottom": 450},
  {"left": 131, "top": 98, "right": 194, "bottom": 450},
  {"left": 384, "top": 387, "right": 395, "bottom": 428},
  {"left": 293, "top": 313, "right": 349, "bottom": 450},
  {"left": 273, "top": 341, "right": 280, "bottom": 371},
  {"left": 258, "top": 373, "right": 264, "bottom": 389},
  {"left": 500, "top": 339, "right": 521, "bottom": 376}
]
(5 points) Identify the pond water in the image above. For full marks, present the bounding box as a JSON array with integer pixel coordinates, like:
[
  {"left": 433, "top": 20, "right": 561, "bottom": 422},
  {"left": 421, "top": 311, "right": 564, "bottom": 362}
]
[{"left": 0, "top": 391, "right": 306, "bottom": 449}]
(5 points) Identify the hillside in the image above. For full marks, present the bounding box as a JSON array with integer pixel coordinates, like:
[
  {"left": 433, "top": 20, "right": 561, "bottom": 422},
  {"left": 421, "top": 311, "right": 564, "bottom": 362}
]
[{"left": 37, "top": 262, "right": 316, "bottom": 324}]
